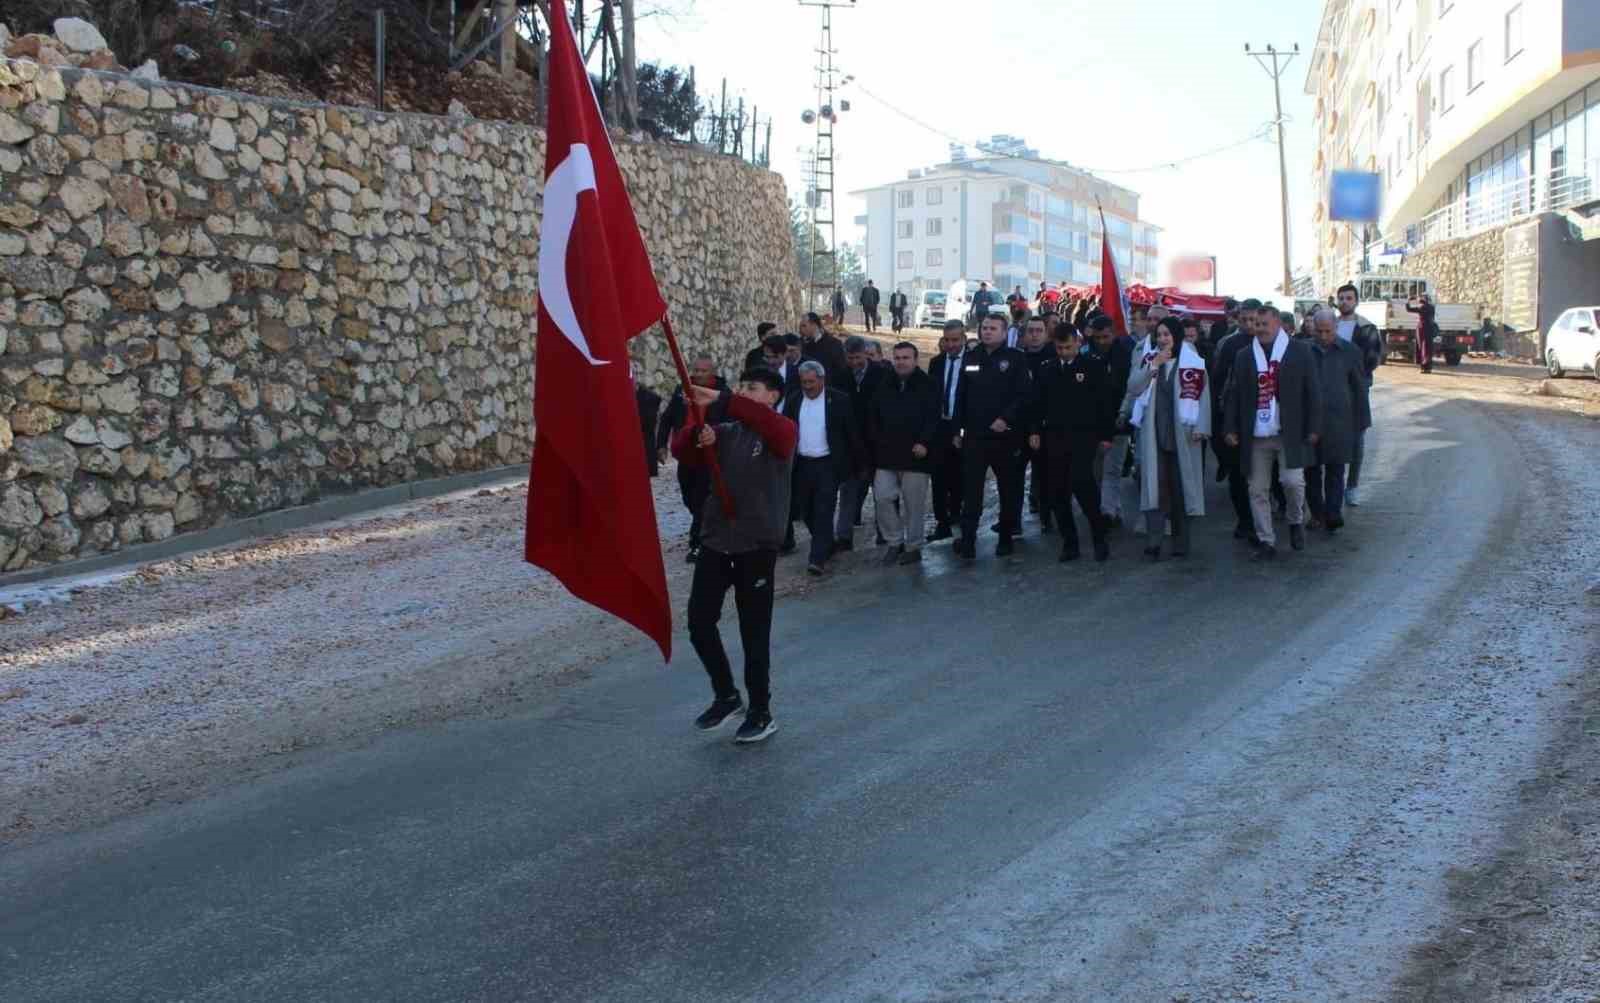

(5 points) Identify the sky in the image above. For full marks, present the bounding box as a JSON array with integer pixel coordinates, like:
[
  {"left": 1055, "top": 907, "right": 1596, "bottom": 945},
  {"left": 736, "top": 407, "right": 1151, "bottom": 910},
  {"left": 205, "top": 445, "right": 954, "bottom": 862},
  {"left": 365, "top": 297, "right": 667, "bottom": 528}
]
[{"left": 629, "top": 0, "right": 1325, "bottom": 297}]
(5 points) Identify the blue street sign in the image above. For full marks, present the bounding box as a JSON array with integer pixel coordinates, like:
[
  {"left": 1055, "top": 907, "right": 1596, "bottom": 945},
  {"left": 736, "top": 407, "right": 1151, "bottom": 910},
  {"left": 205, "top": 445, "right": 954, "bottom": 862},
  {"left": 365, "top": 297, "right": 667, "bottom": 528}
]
[{"left": 1329, "top": 170, "right": 1382, "bottom": 223}]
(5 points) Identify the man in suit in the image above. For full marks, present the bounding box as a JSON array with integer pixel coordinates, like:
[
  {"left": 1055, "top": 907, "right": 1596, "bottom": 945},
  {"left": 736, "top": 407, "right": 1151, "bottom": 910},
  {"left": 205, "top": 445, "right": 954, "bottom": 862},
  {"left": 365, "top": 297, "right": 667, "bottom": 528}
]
[
  {"left": 1208, "top": 299, "right": 1256, "bottom": 541},
  {"left": 743, "top": 321, "right": 779, "bottom": 375},
  {"left": 926, "top": 320, "right": 969, "bottom": 541},
  {"left": 888, "top": 289, "right": 909, "bottom": 333},
  {"left": 859, "top": 280, "right": 882, "bottom": 333},
  {"left": 1030, "top": 323, "right": 1116, "bottom": 562},
  {"left": 759, "top": 334, "right": 793, "bottom": 393},
  {"left": 781, "top": 360, "right": 866, "bottom": 575},
  {"left": 1222, "top": 301, "right": 1323, "bottom": 560},
  {"left": 800, "top": 311, "right": 848, "bottom": 387},
  {"left": 834, "top": 336, "right": 887, "bottom": 551},
  {"left": 1333, "top": 282, "right": 1383, "bottom": 506}
]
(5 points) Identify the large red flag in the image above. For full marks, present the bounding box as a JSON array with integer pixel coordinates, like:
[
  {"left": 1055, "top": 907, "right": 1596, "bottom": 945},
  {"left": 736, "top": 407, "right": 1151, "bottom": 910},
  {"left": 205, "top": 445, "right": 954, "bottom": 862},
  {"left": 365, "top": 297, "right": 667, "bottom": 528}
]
[
  {"left": 1097, "top": 206, "right": 1132, "bottom": 338},
  {"left": 525, "top": 4, "right": 672, "bottom": 659}
]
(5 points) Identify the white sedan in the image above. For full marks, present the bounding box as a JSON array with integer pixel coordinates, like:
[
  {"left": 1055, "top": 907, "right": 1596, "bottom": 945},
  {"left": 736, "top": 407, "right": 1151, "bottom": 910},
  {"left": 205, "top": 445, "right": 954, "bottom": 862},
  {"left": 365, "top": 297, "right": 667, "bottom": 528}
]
[{"left": 1545, "top": 306, "right": 1600, "bottom": 379}]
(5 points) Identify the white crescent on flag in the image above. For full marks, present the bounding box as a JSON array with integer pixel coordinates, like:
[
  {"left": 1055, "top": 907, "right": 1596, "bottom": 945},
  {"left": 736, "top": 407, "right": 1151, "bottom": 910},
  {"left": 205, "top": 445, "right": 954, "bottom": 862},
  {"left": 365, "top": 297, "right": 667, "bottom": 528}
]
[{"left": 539, "top": 142, "right": 608, "bottom": 366}]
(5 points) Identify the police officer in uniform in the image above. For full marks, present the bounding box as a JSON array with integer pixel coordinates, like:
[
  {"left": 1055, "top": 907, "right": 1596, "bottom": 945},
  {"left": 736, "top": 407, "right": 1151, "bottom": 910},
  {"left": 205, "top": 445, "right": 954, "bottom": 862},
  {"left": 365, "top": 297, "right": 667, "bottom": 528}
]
[
  {"left": 952, "top": 313, "right": 1033, "bottom": 559},
  {"left": 1030, "top": 323, "right": 1116, "bottom": 562}
]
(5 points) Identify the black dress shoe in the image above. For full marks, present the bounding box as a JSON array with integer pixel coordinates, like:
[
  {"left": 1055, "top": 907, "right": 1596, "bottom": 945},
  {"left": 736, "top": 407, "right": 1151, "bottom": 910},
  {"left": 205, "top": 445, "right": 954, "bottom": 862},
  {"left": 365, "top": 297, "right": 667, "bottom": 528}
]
[
  {"left": 1058, "top": 545, "right": 1080, "bottom": 562},
  {"left": 954, "top": 538, "right": 976, "bottom": 559},
  {"left": 1251, "top": 543, "right": 1278, "bottom": 561},
  {"left": 1233, "top": 523, "right": 1252, "bottom": 540},
  {"left": 929, "top": 524, "right": 953, "bottom": 541},
  {"left": 1143, "top": 546, "right": 1161, "bottom": 561},
  {"left": 1093, "top": 540, "right": 1110, "bottom": 562},
  {"left": 1289, "top": 524, "right": 1306, "bottom": 551},
  {"left": 996, "top": 535, "right": 1015, "bottom": 557}
]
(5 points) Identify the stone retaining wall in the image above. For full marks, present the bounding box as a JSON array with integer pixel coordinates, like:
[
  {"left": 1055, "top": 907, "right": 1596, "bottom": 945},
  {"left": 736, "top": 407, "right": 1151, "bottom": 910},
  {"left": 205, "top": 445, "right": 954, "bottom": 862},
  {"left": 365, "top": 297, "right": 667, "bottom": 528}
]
[
  {"left": 1404, "top": 226, "right": 1506, "bottom": 322},
  {"left": 0, "top": 58, "right": 797, "bottom": 573}
]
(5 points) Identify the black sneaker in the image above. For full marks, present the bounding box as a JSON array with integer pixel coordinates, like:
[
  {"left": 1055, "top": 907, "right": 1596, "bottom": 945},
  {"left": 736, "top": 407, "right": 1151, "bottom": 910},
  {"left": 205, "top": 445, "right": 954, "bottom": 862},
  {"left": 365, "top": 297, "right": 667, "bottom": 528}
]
[
  {"left": 881, "top": 544, "right": 904, "bottom": 566},
  {"left": 1093, "top": 540, "right": 1110, "bottom": 562},
  {"left": 734, "top": 710, "right": 777, "bottom": 744},
  {"left": 929, "top": 524, "right": 953, "bottom": 541},
  {"left": 897, "top": 548, "right": 924, "bottom": 565},
  {"left": 695, "top": 695, "right": 743, "bottom": 731},
  {"left": 806, "top": 562, "right": 825, "bottom": 576},
  {"left": 954, "top": 538, "right": 976, "bottom": 559},
  {"left": 1059, "top": 544, "right": 1080, "bottom": 563},
  {"left": 1251, "top": 543, "right": 1278, "bottom": 562},
  {"left": 996, "top": 535, "right": 1015, "bottom": 557},
  {"left": 1289, "top": 524, "right": 1306, "bottom": 551},
  {"left": 1233, "top": 523, "right": 1252, "bottom": 540}
]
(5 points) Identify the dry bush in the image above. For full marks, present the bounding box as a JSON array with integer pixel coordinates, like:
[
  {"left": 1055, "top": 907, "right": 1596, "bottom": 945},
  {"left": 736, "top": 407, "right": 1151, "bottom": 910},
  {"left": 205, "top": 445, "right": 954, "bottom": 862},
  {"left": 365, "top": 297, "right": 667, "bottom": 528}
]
[{"left": 0, "top": 0, "right": 181, "bottom": 66}]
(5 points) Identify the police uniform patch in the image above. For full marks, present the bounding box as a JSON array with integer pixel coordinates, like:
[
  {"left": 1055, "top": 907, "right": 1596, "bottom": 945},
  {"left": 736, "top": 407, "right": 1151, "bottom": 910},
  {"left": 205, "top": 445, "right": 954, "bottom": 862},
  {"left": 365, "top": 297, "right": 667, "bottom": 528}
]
[
  {"left": 1075, "top": 372, "right": 1085, "bottom": 382},
  {"left": 997, "top": 359, "right": 1010, "bottom": 372}
]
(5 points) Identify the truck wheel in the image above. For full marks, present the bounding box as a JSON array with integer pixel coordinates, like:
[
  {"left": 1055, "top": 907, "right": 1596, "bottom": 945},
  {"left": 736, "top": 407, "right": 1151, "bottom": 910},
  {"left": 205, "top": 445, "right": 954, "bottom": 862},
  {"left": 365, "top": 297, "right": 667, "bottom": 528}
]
[
  {"left": 1547, "top": 350, "right": 1565, "bottom": 379},
  {"left": 1445, "top": 349, "right": 1462, "bottom": 367}
]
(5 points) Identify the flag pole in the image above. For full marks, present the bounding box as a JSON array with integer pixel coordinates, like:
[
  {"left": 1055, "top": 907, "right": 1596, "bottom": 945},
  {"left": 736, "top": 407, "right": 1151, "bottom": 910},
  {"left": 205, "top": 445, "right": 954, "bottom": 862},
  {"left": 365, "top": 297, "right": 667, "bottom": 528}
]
[{"left": 659, "top": 314, "right": 736, "bottom": 518}]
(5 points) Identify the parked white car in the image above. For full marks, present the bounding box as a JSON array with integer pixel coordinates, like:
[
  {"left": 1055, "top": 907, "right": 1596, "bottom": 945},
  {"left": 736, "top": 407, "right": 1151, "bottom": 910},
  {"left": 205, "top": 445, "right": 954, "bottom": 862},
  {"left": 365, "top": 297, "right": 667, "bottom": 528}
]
[
  {"left": 1544, "top": 305, "right": 1600, "bottom": 379},
  {"left": 913, "top": 289, "right": 948, "bottom": 329}
]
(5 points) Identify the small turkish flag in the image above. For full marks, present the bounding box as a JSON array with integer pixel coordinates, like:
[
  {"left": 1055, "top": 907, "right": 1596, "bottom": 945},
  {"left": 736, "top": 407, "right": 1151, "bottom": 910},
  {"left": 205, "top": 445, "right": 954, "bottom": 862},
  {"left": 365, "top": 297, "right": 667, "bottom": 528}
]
[{"left": 525, "top": 4, "right": 672, "bottom": 659}]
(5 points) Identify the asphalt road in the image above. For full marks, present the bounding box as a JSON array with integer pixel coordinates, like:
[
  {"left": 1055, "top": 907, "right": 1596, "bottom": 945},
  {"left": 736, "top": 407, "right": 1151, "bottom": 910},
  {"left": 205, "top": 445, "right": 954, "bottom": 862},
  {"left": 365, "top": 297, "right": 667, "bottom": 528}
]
[{"left": 2, "top": 376, "right": 1595, "bottom": 1002}]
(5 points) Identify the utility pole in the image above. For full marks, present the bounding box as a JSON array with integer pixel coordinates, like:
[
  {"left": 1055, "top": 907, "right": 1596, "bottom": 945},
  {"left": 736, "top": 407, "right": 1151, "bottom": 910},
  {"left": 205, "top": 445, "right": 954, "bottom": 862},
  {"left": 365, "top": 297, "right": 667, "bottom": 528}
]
[
  {"left": 800, "top": 0, "right": 851, "bottom": 313},
  {"left": 1246, "top": 42, "right": 1299, "bottom": 296}
]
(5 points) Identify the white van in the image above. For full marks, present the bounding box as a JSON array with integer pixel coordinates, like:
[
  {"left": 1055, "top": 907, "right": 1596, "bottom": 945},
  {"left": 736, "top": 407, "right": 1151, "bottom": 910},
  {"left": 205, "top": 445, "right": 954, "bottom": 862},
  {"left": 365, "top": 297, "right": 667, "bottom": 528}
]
[{"left": 947, "top": 279, "right": 1006, "bottom": 325}]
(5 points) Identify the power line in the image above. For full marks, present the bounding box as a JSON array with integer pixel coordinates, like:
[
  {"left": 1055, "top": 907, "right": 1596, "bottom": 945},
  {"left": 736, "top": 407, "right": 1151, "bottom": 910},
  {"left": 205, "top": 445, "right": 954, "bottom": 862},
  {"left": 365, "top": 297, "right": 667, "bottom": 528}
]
[{"left": 846, "top": 78, "right": 1276, "bottom": 177}]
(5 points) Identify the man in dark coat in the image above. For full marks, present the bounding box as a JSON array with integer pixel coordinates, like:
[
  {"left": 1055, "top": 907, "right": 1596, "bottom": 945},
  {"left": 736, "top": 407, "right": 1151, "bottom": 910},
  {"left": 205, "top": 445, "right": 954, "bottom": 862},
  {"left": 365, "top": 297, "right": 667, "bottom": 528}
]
[
  {"left": 1222, "top": 302, "right": 1323, "bottom": 560},
  {"left": 657, "top": 356, "right": 728, "bottom": 563},
  {"left": 926, "top": 320, "right": 969, "bottom": 541},
  {"left": 859, "top": 280, "right": 882, "bottom": 333},
  {"left": 1082, "top": 313, "right": 1135, "bottom": 527},
  {"left": 1305, "top": 308, "right": 1371, "bottom": 532},
  {"left": 1030, "top": 323, "right": 1116, "bottom": 562},
  {"left": 635, "top": 378, "right": 662, "bottom": 478},
  {"left": 834, "top": 336, "right": 888, "bottom": 551},
  {"left": 1208, "top": 302, "right": 1256, "bottom": 540},
  {"left": 867, "top": 341, "right": 939, "bottom": 564},
  {"left": 780, "top": 360, "right": 866, "bottom": 575},
  {"left": 1333, "top": 282, "right": 1383, "bottom": 506},
  {"left": 743, "top": 321, "right": 779, "bottom": 374},
  {"left": 1015, "top": 314, "right": 1056, "bottom": 531},
  {"left": 952, "top": 313, "right": 1034, "bottom": 559},
  {"left": 800, "top": 311, "right": 848, "bottom": 387},
  {"left": 888, "top": 289, "right": 909, "bottom": 332}
]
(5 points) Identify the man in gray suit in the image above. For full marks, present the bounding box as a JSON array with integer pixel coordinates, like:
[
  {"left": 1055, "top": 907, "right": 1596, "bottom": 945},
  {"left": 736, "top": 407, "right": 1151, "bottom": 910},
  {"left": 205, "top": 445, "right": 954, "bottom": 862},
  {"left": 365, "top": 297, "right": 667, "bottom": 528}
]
[{"left": 1222, "top": 302, "right": 1323, "bottom": 560}]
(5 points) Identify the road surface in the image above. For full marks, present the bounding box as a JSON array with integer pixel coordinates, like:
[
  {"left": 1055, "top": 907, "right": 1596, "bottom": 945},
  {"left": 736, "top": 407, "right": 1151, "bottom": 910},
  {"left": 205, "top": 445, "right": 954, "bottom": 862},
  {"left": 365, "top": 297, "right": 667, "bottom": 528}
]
[{"left": 2, "top": 368, "right": 1596, "bottom": 1001}]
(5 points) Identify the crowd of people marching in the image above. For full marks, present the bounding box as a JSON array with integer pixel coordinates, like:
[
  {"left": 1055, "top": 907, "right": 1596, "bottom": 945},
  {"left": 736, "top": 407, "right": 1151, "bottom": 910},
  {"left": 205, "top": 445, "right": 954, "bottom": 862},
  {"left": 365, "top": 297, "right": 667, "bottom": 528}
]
[{"left": 645, "top": 286, "right": 1384, "bottom": 742}]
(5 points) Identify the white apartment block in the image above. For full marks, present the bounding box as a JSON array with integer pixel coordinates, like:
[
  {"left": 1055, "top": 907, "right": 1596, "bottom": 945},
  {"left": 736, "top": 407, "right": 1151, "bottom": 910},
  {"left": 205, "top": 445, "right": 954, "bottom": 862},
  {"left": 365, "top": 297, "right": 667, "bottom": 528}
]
[
  {"left": 849, "top": 152, "right": 1160, "bottom": 298},
  {"left": 1306, "top": 0, "right": 1600, "bottom": 293}
]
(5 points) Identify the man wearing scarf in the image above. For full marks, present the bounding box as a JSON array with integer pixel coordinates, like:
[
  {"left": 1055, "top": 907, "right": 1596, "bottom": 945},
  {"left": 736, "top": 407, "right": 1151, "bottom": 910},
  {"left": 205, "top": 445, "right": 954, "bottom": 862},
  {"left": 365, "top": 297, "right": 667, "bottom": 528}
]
[{"left": 1222, "top": 302, "right": 1323, "bottom": 560}]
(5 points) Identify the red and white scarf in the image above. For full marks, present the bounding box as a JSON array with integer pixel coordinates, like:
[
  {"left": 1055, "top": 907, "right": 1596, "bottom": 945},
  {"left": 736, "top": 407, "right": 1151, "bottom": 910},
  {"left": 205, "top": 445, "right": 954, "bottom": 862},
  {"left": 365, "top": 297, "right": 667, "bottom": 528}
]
[
  {"left": 1131, "top": 342, "right": 1206, "bottom": 429},
  {"left": 1252, "top": 330, "right": 1289, "bottom": 437}
]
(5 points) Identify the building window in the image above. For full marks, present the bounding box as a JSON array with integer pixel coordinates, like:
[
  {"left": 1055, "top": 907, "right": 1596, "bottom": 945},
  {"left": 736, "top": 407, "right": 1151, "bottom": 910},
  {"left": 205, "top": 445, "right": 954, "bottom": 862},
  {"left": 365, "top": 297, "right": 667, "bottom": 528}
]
[
  {"left": 1467, "top": 39, "right": 1483, "bottom": 91},
  {"left": 896, "top": 190, "right": 914, "bottom": 209},
  {"left": 926, "top": 249, "right": 943, "bottom": 267},
  {"left": 926, "top": 218, "right": 942, "bottom": 237},
  {"left": 897, "top": 251, "right": 913, "bottom": 269},
  {"left": 1504, "top": 5, "right": 1522, "bottom": 63},
  {"left": 1440, "top": 66, "right": 1454, "bottom": 112},
  {"left": 926, "top": 187, "right": 943, "bottom": 206},
  {"left": 896, "top": 220, "right": 913, "bottom": 239}
]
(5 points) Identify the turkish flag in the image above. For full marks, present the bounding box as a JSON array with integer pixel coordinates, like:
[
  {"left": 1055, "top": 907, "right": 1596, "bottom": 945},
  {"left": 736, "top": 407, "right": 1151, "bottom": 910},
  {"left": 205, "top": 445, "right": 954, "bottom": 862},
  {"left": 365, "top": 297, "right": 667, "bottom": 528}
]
[
  {"left": 1097, "top": 208, "right": 1131, "bottom": 339},
  {"left": 524, "top": 4, "right": 672, "bottom": 659}
]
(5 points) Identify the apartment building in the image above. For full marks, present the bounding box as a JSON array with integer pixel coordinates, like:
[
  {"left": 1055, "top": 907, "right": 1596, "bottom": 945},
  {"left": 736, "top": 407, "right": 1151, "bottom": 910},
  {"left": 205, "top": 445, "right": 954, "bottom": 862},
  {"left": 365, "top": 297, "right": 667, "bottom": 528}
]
[
  {"left": 1305, "top": 0, "right": 1600, "bottom": 294},
  {"left": 850, "top": 146, "right": 1160, "bottom": 297}
]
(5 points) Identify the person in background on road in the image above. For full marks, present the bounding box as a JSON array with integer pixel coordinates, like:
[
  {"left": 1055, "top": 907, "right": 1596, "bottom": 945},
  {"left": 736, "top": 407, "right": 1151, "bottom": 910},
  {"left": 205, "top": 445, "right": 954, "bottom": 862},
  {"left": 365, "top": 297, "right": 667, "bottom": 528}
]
[
  {"left": 1334, "top": 282, "right": 1383, "bottom": 507},
  {"left": 1031, "top": 322, "right": 1115, "bottom": 562},
  {"left": 1007, "top": 285, "right": 1029, "bottom": 315},
  {"left": 781, "top": 360, "right": 864, "bottom": 576},
  {"left": 831, "top": 288, "right": 848, "bottom": 327},
  {"left": 868, "top": 342, "right": 939, "bottom": 565},
  {"left": 1405, "top": 292, "right": 1437, "bottom": 373},
  {"left": 1016, "top": 315, "right": 1055, "bottom": 532},
  {"left": 888, "top": 288, "right": 909, "bottom": 333},
  {"left": 1209, "top": 300, "right": 1257, "bottom": 542},
  {"left": 1305, "top": 307, "right": 1371, "bottom": 534},
  {"left": 970, "top": 281, "right": 996, "bottom": 326},
  {"left": 745, "top": 321, "right": 778, "bottom": 374},
  {"left": 800, "top": 310, "right": 848, "bottom": 387},
  {"left": 1037, "top": 281, "right": 1061, "bottom": 319},
  {"left": 1223, "top": 302, "right": 1323, "bottom": 561},
  {"left": 1084, "top": 313, "right": 1135, "bottom": 530},
  {"left": 658, "top": 355, "right": 729, "bottom": 564},
  {"left": 859, "top": 280, "right": 881, "bottom": 334},
  {"left": 952, "top": 313, "right": 1033, "bottom": 560},
  {"left": 834, "top": 336, "right": 886, "bottom": 554},
  {"left": 927, "top": 320, "right": 969, "bottom": 542},
  {"left": 674, "top": 368, "right": 797, "bottom": 744},
  {"left": 1123, "top": 316, "right": 1211, "bottom": 560}
]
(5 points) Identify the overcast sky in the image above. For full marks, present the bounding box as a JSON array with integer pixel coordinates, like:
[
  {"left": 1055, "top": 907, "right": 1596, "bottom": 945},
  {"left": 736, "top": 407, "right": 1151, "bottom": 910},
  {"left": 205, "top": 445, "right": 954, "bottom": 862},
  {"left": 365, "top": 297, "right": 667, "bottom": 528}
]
[{"left": 629, "top": 0, "right": 1323, "bottom": 296}]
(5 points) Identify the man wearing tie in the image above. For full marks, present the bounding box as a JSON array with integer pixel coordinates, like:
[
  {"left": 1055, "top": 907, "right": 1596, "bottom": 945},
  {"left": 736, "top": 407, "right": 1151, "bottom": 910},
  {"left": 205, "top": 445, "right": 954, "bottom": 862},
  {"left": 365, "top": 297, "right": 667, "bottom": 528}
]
[{"left": 926, "top": 319, "right": 969, "bottom": 541}]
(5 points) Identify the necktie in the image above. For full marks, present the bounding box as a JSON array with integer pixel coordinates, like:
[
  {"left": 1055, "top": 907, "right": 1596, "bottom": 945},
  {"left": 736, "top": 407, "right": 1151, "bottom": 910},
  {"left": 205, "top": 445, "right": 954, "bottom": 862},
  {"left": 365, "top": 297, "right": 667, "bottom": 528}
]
[{"left": 944, "top": 356, "right": 957, "bottom": 419}]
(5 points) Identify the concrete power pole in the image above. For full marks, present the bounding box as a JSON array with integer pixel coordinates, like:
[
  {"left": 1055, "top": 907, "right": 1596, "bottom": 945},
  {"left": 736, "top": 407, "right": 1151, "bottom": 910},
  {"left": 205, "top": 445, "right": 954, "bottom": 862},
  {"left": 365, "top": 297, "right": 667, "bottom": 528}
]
[{"left": 1246, "top": 42, "right": 1299, "bottom": 296}]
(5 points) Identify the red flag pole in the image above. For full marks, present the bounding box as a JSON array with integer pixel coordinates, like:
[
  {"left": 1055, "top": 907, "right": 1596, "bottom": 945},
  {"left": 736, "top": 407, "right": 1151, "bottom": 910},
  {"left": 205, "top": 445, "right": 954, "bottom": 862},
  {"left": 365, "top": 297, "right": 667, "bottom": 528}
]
[{"left": 659, "top": 314, "right": 736, "bottom": 518}]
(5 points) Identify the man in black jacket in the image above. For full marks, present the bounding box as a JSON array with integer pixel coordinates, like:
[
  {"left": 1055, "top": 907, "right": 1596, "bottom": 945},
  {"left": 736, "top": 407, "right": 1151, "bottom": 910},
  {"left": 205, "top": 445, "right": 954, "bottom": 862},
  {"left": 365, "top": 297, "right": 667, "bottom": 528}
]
[
  {"left": 743, "top": 321, "right": 779, "bottom": 374},
  {"left": 1334, "top": 282, "right": 1383, "bottom": 506},
  {"left": 926, "top": 320, "right": 969, "bottom": 541},
  {"left": 868, "top": 341, "right": 939, "bottom": 565},
  {"left": 1030, "top": 323, "right": 1116, "bottom": 562},
  {"left": 1015, "top": 314, "right": 1055, "bottom": 531},
  {"left": 657, "top": 356, "right": 728, "bottom": 563},
  {"left": 953, "top": 313, "right": 1034, "bottom": 559},
  {"left": 859, "top": 280, "right": 882, "bottom": 333},
  {"left": 1208, "top": 302, "right": 1255, "bottom": 540},
  {"left": 800, "top": 311, "right": 848, "bottom": 387},
  {"left": 834, "top": 336, "right": 888, "bottom": 551},
  {"left": 780, "top": 360, "right": 866, "bottom": 575},
  {"left": 888, "top": 289, "right": 909, "bottom": 332},
  {"left": 1083, "top": 313, "right": 1134, "bottom": 526}
]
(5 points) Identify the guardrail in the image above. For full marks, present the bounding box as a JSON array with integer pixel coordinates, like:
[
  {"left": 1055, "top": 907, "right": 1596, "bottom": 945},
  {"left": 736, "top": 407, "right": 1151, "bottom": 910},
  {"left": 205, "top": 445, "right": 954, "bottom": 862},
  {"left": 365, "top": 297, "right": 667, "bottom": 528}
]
[{"left": 1370, "top": 155, "right": 1600, "bottom": 255}]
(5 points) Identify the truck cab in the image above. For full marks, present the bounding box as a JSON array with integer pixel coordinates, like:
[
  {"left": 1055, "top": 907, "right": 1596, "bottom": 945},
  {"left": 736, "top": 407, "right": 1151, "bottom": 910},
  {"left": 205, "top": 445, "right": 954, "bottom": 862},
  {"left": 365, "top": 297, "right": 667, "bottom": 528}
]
[{"left": 1354, "top": 273, "right": 1478, "bottom": 366}]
